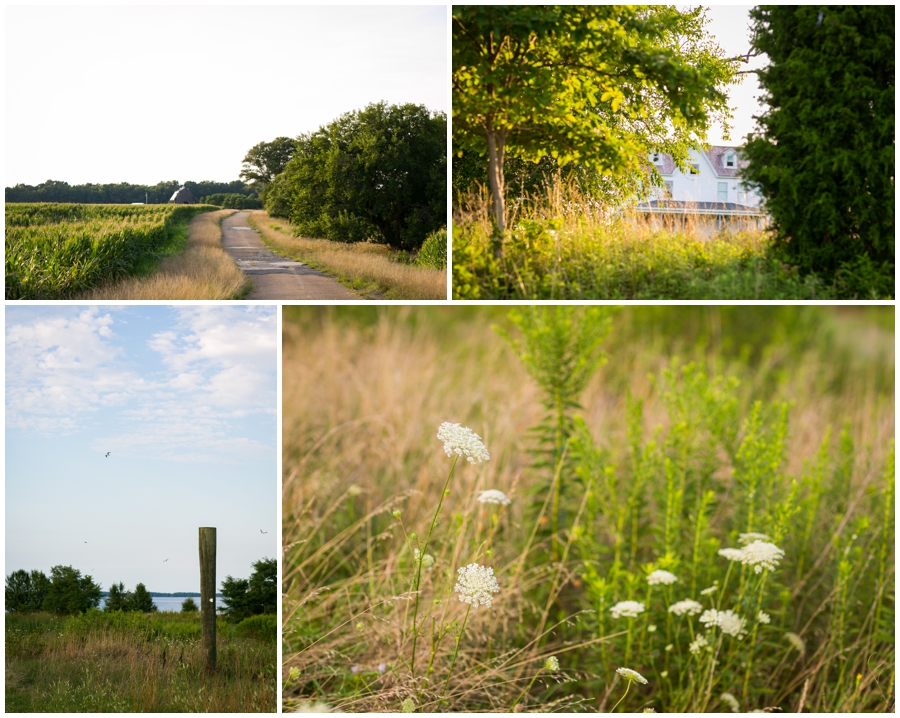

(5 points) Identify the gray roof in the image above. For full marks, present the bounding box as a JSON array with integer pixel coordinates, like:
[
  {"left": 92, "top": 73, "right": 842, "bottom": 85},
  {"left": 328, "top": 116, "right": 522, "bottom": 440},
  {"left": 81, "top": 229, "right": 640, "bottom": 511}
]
[{"left": 169, "top": 186, "right": 195, "bottom": 202}]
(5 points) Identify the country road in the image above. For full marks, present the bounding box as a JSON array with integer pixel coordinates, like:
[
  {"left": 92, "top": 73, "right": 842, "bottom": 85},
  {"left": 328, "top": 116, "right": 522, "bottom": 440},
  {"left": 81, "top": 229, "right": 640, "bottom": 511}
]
[{"left": 220, "top": 212, "right": 361, "bottom": 300}]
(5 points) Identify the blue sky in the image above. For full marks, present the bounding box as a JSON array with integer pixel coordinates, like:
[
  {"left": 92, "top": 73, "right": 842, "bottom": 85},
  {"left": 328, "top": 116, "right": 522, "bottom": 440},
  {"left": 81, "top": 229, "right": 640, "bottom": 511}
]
[
  {"left": 6, "top": 5, "right": 447, "bottom": 186},
  {"left": 5, "top": 306, "right": 277, "bottom": 594}
]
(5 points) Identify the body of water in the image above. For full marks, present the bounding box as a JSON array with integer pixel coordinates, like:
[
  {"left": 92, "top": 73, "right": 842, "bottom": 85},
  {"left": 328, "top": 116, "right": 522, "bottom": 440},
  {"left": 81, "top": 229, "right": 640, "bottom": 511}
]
[{"left": 98, "top": 596, "right": 226, "bottom": 612}]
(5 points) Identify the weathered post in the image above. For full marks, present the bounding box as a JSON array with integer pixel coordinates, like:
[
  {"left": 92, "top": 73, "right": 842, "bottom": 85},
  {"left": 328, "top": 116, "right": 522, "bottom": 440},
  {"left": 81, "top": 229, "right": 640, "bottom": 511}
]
[{"left": 199, "top": 527, "right": 217, "bottom": 672}]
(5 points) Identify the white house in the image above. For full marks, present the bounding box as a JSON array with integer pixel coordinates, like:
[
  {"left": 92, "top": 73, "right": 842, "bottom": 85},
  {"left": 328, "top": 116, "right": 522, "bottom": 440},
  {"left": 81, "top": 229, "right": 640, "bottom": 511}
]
[{"left": 635, "top": 145, "right": 767, "bottom": 231}]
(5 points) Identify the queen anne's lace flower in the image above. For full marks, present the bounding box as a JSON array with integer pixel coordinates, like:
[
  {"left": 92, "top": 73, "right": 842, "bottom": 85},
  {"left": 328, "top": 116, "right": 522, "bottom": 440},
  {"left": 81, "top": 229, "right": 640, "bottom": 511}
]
[
  {"left": 700, "top": 585, "right": 718, "bottom": 596},
  {"left": 413, "top": 549, "right": 435, "bottom": 571},
  {"left": 689, "top": 633, "right": 708, "bottom": 655},
  {"left": 454, "top": 563, "right": 500, "bottom": 608},
  {"left": 738, "top": 532, "right": 770, "bottom": 545},
  {"left": 647, "top": 569, "right": 678, "bottom": 586},
  {"left": 477, "top": 489, "right": 511, "bottom": 505},
  {"left": 718, "top": 547, "right": 745, "bottom": 561},
  {"left": 700, "top": 609, "right": 747, "bottom": 638},
  {"left": 610, "top": 600, "right": 645, "bottom": 619},
  {"left": 721, "top": 692, "right": 741, "bottom": 712},
  {"left": 437, "top": 422, "right": 490, "bottom": 464},
  {"left": 739, "top": 540, "right": 785, "bottom": 573},
  {"left": 668, "top": 599, "right": 703, "bottom": 616},
  {"left": 616, "top": 667, "right": 648, "bottom": 685},
  {"left": 784, "top": 631, "right": 806, "bottom": 656},
  {"left": 544, "top": 656, "right": 560, "bottom": 672},
  {"left": 757, "top": 611, "right": 771, "bottom": 624}
]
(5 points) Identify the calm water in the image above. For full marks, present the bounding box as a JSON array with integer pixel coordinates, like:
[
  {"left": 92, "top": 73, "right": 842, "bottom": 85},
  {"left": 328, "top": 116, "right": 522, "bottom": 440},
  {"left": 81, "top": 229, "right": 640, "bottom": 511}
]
[{"left": 98, "top": 595, "right": 226, "bottom": 612}]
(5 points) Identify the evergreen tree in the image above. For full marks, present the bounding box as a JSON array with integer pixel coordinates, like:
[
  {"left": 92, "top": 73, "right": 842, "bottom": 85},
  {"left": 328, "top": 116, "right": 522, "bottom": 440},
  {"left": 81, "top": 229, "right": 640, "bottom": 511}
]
[
  {"left": 42, "top": 566, "right": 102, "bottom": 615},
  {"left": 105, "top": 581, "right": 129, "bottom": 612},
  {"left": 741, "top": 5, "right": 894, "bottom": 297},
  {"left": 130, "top": 583, "right": 157, "bottom": 613},
  {"left": 220, "top": 557, "right": 277, "bottom": 620},
  {"left": 181, "top": 597, "right": 199, "bottom": 612},
  {"left": 5, "top": 569, "right": 50, "bottom": 613}
]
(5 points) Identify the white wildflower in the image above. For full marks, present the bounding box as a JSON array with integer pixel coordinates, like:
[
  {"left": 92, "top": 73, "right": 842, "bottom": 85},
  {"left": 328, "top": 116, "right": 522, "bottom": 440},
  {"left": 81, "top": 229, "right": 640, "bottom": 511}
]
[
  {"left": 544, "top": 656, "right": 559, "bottom": 672},
  {"left": 738, "top": 532, "right": 770, "bottom": 545},
  {"left": 610, "top": 600, "right": 645, "bottom": 619},
  {"left": 689, "top": 633, "right": 708, "bottom": 655},
  {"left": 668, "top": 599, "right": 703, "bottom": 617},
  {"left": 738, "top": 540, "right": 785, "bottom": 573},
  {"left": 721, "top": 692, "right": 741, "bottom": 712},
  {"left": 757, "top": 611, "right": 771, "bottom": 624},
  {"left": 437, "top": 422, "right": 490, "bottom": 464},
  {"left": 647, "top": 569, "right": 678, "bottom": 586},
  {"left": 477, "top": 489, "right": 511, "bottom": 505},
  {"left": 700, "top": 585, "right": 718, "bottom": 596},
  {"left": 454, "top": 563, "right": 500, "bottom": 608},
  {"left": 784, "top": 631, "right": 806, "bottom": 656},
  {"left": 616, "top": 667, "right": 648, "bottom": 685},
  {"left": 718, "top": 547, "right": 745, "bottom": 561},
  {"left": 647, "top": 624, "right": 657, "bottom": 633},
  {"left": 700, "top": 609, "right": 747, "bottom": 638},
  {"left": 293, "top": 702, "right": 336, "bottom": 713}
]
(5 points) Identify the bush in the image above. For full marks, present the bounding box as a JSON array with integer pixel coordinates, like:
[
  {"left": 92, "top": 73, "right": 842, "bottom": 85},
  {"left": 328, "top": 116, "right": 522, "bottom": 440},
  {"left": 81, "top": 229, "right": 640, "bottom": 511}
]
[
  {"left": 234, "top": 613, "right": 277, "bottom": 642},
  {"left": 415, "top": 228, "right": 447, "bottom": 269},
  {"left": 181, "top": 597, "right": 199, "bottom": 612}
]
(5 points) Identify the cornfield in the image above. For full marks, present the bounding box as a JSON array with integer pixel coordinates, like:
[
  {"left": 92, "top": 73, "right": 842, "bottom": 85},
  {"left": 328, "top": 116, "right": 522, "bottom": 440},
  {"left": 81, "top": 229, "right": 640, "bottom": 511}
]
[{"left": 5, "top": 203, "right": 217, "bottom": 299}]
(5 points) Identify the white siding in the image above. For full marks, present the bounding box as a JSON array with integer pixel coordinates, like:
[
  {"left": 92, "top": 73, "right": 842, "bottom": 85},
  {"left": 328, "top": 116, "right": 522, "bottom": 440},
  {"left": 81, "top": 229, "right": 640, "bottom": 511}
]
[{"left": 649, "top": 148, "right": 761, "bottom": 207}]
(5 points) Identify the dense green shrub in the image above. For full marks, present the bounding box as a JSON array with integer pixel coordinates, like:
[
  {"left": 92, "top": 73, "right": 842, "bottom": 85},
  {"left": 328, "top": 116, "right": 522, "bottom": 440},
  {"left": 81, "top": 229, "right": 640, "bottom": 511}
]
[
  {"left": 414, "top": 228, "right": 447, "bottom": 269},
  {"left": 234, "top": 614, "right": 277, "bottom": 642}
]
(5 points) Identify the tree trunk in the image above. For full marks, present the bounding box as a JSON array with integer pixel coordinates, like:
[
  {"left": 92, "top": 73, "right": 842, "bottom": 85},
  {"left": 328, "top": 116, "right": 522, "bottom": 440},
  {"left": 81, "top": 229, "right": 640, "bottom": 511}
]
[{"left": 485, "top": 125, "right": 507, "bottom": 258}]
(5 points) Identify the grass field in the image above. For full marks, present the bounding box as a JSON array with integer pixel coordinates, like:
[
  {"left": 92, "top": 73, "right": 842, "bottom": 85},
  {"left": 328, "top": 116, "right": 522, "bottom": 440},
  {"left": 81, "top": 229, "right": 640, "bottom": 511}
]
[
  {"left": 5, "top": 203, "right": 219, "bottom": 300},
  {"left": 5, "top": 609, "right": 276, "bottom": 712},
  {"left": 246, "top": 211, "right": 447, "bottom": 300},
  {"left": 282, "top": 306, "right": 893, "bottom": 713},
  {"left": 78, "top": 209, "right": 250, "bottom": 300}
]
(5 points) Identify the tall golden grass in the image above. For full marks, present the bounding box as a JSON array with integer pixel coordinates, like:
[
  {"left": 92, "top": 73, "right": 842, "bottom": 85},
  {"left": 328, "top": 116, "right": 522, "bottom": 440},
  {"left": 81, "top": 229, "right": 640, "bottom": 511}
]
[
  {"left": 282, "top": 307, "right": 894, "bottom": 712},
  {"left": 78, "top": 210, "right": 250, "bottom": 300},
  {"left": 246, "top": 211, "right": 446, "bottom": 300}
]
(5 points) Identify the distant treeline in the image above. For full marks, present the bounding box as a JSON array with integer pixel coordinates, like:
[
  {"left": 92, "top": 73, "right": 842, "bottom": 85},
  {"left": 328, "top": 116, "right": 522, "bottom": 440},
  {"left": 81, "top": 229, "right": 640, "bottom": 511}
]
[{"left": 5, "top": 179, "right": 258, "bottom": 205}]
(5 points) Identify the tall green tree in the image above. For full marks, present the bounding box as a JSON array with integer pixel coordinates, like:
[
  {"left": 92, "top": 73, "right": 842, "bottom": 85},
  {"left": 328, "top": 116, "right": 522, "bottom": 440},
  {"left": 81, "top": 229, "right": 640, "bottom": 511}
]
[
  {"left": 267, "top": 102, "right": 446, "bottom": 251},
  {"left": 42, "top": 566, "right": 101, "bottom": 615},
  {"left": 181, "top": 597, "right": 199, "bottom": 613},
  {"left": 220, "top": 557, "right": 277, "bottom": 621},
  {"left": 240, "top": 137, "right": 298, "bottom": 191},
  {"left": 5, "top": 569, "right": 50, "bottom": 613},
  {"left": 741, "top": 6, "right": 894, "bottom": 297},
  {"left": 130, "top": 583, "right": 157, "bottom": 613},
  {"left": 105, "top": 581, "right": 129, "bottom": 612},
  {"left": 453, "top": 5, "right": 739, "bottom": 249}
]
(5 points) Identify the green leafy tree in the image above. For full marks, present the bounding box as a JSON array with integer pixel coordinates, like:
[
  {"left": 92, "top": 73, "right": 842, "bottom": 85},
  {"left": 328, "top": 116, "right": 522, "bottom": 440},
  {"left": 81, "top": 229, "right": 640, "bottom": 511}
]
[
  {"left": 240, "top": 137, "right": 298, "bottom": 189},
  {"left": 105, "top": 581, "right": 129, "bottom": 612},
  {"left": 220, "top": 557, "right": 277, "bottom": 621},
  {"left": 129, "top": 583, "right": 157, "bottom": 613},
  {"left": 5, "top": 569, "right": 50, "bottom": 613},
  {"left": 452, "top": 5, "right": 739, "bottom": 249},
  {"left": 42, "top": 565, "right": 102, "bottom": 616},
  {"left": 741, "top": 6, "right": 894, "bottom": 297},
  {"left": 268, "top": 102, "right": 446, "bottom": 251},
  {"left": 181, "top": 597, "right": 199, "bottom": 612}
]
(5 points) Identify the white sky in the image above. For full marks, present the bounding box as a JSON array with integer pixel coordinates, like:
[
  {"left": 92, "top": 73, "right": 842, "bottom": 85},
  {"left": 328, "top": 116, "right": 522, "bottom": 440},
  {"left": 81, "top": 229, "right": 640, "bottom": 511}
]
[
  {"left": 5, "top": 4, "right": 448, "bottom": 187},
  {"left": 696, "top": 5, "right": 768, "bottom": 146},
  {"left": 6, "top": 306, "right": 277, "bottom": 593}
]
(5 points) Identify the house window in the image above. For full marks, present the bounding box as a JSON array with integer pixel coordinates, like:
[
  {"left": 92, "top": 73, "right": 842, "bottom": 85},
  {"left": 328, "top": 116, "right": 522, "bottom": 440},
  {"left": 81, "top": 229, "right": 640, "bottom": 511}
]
[
  {"left": 725, "top": 152, "right": 736, "bottom": 168},
  {"left": 690, "top": 163, "right": 700, "bottom": 175},
  {"left": 652, "top": 153, "right": 661, "bottom": 163},
  {"left": 718, "top": 182, "right": 728, "bottom": 201},
  {"left": 664, "top": 181, "right": 673, "bottom": 198}
]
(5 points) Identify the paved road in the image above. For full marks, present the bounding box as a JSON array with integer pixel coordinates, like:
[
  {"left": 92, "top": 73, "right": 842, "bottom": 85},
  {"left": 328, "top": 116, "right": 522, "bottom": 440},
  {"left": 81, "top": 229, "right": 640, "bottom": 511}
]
[{"left": 220, "top": 212, "right": 361, "bottom": 300}]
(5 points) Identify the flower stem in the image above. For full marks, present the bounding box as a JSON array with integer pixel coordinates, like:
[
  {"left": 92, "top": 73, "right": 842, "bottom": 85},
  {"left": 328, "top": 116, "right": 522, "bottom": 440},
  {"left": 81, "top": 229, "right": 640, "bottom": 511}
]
[
  {"left": 511, "top": 667, "right": 545, "bottom": 710},
  {"left": 611, "top": 680, "right": 632, "bottom": 713},
  {"left": 442, "top": 603, "right": 471, "bottom": 701},
  {"left": 410, "top": 456, "right": 458, "bottom": 678}
]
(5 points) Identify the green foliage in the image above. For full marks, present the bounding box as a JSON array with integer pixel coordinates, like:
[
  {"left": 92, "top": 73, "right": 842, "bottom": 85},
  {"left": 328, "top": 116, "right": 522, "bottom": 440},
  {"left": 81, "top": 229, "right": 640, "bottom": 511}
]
[
  {"left": 5, "top": 569, "right": 50, "bottom": 613},
  {"left": 41, "top": 566, "right": 101, "bottom": 616},
  {"left": 414, "top": 228, "right": 447, "bottom": 269},
  {"left": 221, "top": 557, "right": 276, "bottom": 621},
  {"left": 5, "top": 203, "right": 218, "bottom": 299},
  {"left": 267, "top": 102, "right": 446, "bottom": 251},
  {"left": 200, "top": 193, "right": 263, "bottom": 209},
  {"left": 5, "top": 179, "right": 255, "bottom": 204},
  {"left": 234, "top": 613, "right": 277, "bottom": 642},
  {"left": 452, "top": 218, "right": 843, "bottom": 299},
  {"left": 741, "top": 6, "right": 895, "bottom": 294},
  {"left": 453, "top": 5, "right": 739, "bottom": 232},
  {"left": 181, "top": 597, "right": 199, "bottom": 613},
  {"left": 240, "top": 136, "right": 297, "bottom": 186},
  {"left": 129, "top": 583, "right": 157, "bottom": 613},
  {"left": 104, "top": 582, "right": 128, "bottom": 612}
]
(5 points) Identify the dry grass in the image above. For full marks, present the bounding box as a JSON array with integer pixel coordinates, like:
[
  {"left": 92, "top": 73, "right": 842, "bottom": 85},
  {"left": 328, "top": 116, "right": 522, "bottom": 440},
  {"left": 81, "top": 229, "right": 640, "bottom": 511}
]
[
  {"left": 78, "top": 210, "right": 250, "bottom": 300},
  {"left": 282, "top": 307, "right": 894, "bottom": 713},
  {"left": 246, "top": 211, "right": 446, "bottom": 300}
]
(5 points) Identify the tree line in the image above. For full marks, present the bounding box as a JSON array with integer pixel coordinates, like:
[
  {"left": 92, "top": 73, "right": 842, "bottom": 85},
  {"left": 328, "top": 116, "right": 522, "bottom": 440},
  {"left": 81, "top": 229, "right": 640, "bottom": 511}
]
[
  {"left": 4, "top": 180, "right": 258, "bottom": 206},
  {"left": 241, "top": 102, "right": 446, "bottom": 252},
  {"left": 5, "top": 558, "right": 276, "bottom": 620}
]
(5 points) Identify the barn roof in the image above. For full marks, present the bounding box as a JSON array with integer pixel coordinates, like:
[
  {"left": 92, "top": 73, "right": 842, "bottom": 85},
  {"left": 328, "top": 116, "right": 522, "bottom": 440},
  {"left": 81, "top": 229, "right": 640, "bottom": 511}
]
[{"left": 169, "top": 186, "right": 195, "bottom": 202}]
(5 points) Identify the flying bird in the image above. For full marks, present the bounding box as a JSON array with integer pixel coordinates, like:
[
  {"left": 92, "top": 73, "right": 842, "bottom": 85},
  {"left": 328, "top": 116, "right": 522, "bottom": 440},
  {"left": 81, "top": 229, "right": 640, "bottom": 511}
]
[
  {"left": 105, "top": 452, "right": 110, "bottom": 458},
  {"left": 163, "top": 558, "right": 169, "bottom": 562},
  {"left": 260, "top": 530, "right": 268, "bottom": 534}
]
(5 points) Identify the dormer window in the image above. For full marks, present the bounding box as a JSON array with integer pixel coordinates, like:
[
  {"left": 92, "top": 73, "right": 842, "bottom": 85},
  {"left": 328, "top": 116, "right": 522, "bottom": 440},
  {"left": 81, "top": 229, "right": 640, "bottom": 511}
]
[
  {"left": 724, "top": 151, "right": 736, "bottom": 168},
  {"left": 690, "top": 163, "right": 700, "bottom": 175},
  {"left": 652, "top": 152, "right": 661, "bottom": 163}
]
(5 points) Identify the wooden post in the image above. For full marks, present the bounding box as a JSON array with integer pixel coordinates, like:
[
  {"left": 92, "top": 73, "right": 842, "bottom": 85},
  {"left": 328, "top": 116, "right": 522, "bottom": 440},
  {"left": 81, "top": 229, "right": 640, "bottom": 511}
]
[{"left": 199, "top": 527, "right": 217, "bottom": 672}]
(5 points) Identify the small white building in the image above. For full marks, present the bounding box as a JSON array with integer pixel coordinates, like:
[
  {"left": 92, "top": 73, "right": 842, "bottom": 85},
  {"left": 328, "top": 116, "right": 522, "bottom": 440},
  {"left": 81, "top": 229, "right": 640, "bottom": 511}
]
[{"left": 635, "top": 146, "right": 767, "bottom": 231}]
